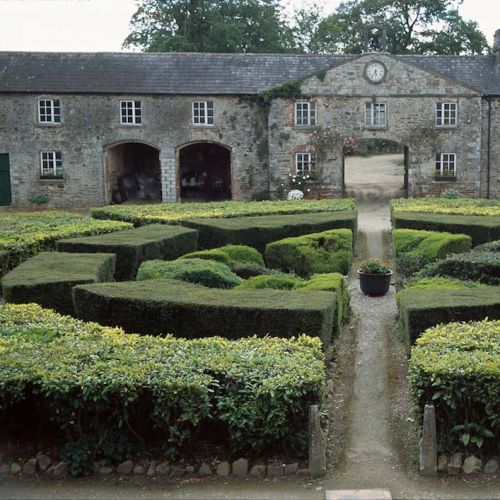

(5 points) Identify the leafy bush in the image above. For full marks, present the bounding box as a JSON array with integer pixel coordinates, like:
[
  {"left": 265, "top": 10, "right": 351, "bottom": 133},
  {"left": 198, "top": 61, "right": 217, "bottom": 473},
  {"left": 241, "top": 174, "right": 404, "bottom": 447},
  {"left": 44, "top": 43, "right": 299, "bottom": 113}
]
[
  {"left": 235, "top": 274, "right": 303, "bottom": 290},
  {"left": 391, "top": 198, "right": 500, "bottom": 217},
  {"left": 29, "top": 193, "right": 49, "bottom": 205},
  {"left": 137, "top": 258, "right": 242, "bottom": 288},
  {"left": 2, "top": 252, "right": 116, "bottom": 315},
  {"left": 265, "top": 229, "right": 353, "bottom": 277},
  {"left": 359, "top": 258, "right": 390, "bottom": 274},
  {"left": 91, "top": 199, "right": 356, "bottom": 225},
  {"left": 179, "top": 248, "right": 231, "bottom": 266},
  {"left": 416, "top": 251, "right": 500, "bottom": 286},
  {"left": 0, "top": 304, "right": 325, "bottom": 473},
  {"left": 182, "top": 211, "right": 358, "bottom": 252},
  {"left": 179, "top": 245, "right": 264, "bottom": 269},
  {"left": 0, "top": 211, "right": 131, "bottom": 271},
  {"left": 405, "top": 277, "right": 483, "bottom": 290},
  {"left": 73, "top": 279, "right": 336, "bottom": 346},
  {"left": 57, "top": 224, "right": 198, "bottom": 281},
  {"left": 409, "top": 319, "right": 499, "bottom": 455},
  {"left": 473, "top": 240, "right": 500, "bottom": 252},
  {"left": 391, "top": 212, "right": 500, "bottom": 246},
  {"left": 231, "top": 263, "right": 270, "bottom": 279},
  {"left": 440, "top": 189, "right": 462, "bottom": 200},
  {"left": 397, "top": 286, "right": 500, "bottom": 349}
]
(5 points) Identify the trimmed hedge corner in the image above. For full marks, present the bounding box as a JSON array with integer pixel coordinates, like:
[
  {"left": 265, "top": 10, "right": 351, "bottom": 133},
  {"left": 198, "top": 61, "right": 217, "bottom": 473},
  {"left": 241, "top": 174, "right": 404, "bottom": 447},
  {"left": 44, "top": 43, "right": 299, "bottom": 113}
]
[
  {"left": 397, "top": 286, "right": 500, "bottom": 349},
  {"left": 416, "top": 251, "right": 500, "bottom": 286},
  {"left": 182, "top": 211, "right": 357, "bottom": 252},
  {"left": 0, "top": 303, "right": 325, "bottom": 470},
  {"left": 2, "top": 252, "right": 116, "bottom": 315},
  {"left": 73, "top": 279, "right": 336, "bottom": 346},
  {"left": 265, "top": 229, "right": 353, "bottom": 277},
  {"left": 409, "top": 319, "right": 499, "bottom": 455},
  {"left": 137, "top": 258, "right": 242, "bottom": 288},
  {"left": 57, "top": 224, "right": 198, "bottom": 280}
]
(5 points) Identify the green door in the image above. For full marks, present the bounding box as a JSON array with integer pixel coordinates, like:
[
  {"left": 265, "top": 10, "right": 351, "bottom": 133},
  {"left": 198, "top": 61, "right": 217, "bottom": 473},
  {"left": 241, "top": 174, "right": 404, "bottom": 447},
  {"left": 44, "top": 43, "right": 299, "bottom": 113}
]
[{"left": 0, "top": 154, "right": 11, "bottom": 206}]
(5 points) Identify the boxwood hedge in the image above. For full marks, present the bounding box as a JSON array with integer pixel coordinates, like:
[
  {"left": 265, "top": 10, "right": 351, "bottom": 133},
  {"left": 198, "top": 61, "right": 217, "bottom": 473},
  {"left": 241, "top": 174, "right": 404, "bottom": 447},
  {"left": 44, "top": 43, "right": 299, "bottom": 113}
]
[
  {"left": 397, "top": 286, "right": 500, "bottom": 349},
  {"left": 235, "top": 274, "right": 302, "bottom": 290},
  {"left": 391, "top": 198, "right": 500, "bottom": 217},
  {"left": 57, "top": 224, "right": 198, "bottom": 280},
  {"left": 179, "top": 244, "right": 264, "bottom": 269},
  {"left": 416, "top": 251, "right": 500, "bottom": 286},
  {"left": 91, "top": 199, "right": 356, "bottom": 225},
  {"left": 2, "top": 252, "right": 116, "bottom": 315},
  {"left": 473, "top": 240, "right": 500, "bottom": 253},
  {"left": 0, "top": 303, "right": 325, "bottom": 472},
  {"left": 137, "top": 258, "right": 242, "bottom": 288},
  {"left": 182, "top": 211, "right": 358, "bottom": 252},
  {"left": 265, "top": 229, "right": 353, "bottom": 277},
  {"left": 409, "top": 319, "right": 499, "bottom": 455},
  {"left": 73, "top": 279, "right": 336, "bottom": 346},
  {"left": 0, "top": 211, "right": 131, "bottom": 271}
]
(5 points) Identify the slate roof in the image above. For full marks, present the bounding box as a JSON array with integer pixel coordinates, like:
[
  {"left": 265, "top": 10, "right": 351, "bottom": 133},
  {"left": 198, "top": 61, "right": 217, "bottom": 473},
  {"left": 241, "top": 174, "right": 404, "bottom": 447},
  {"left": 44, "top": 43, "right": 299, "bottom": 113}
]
[{"left": 0, "top": 51, "right": 499, "bottom": 95}]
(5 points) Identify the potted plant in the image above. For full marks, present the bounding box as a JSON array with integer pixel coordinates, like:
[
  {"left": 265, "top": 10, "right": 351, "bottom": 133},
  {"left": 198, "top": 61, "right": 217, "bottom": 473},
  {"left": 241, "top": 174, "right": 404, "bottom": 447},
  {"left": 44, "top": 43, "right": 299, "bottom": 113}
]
[
  {"left": 358, "top": 258, "right": 392, "bottom": 296},
  {"left": 29, "top": 193, "right": 49, "bottom": 211}
]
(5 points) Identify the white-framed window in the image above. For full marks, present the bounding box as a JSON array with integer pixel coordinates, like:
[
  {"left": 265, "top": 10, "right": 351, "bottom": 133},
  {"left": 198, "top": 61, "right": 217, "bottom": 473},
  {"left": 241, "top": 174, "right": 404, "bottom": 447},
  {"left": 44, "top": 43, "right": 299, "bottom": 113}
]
[
  {"left": 120, "top": 100, "right": 142, "bottom": 125},
  {"left": 296, "top": 152, "right": 316, "bottom": 175},
  {"left": 40, "top": 151, "right": 63, "bottom": 178},
  {"left": 295, "top": 101, "right": 316, "bottom": 126},
  {"left": 192, "top": 101, "right": 214, "bottom": 125},
  {"left": 38, "top": 99, "right": 61, "bottom": 124},
  {"left": 365, "top": 102, "right": 386, "bottom": 127},
  {"left": 435, "top": 153, "right": 457, "bottom": 176},
  {"left": 436, "top": 102, "right": 457, "bottom": 127}
]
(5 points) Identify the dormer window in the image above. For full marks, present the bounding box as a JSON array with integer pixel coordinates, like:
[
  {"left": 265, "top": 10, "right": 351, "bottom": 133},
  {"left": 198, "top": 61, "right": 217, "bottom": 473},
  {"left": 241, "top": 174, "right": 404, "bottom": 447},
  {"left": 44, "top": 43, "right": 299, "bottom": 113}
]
[
  {"left": 295, "top": 102, "right": 316, "bottom": 126},
  {"left": 38, "top": 99, "right": 61, "bottom": 124}
]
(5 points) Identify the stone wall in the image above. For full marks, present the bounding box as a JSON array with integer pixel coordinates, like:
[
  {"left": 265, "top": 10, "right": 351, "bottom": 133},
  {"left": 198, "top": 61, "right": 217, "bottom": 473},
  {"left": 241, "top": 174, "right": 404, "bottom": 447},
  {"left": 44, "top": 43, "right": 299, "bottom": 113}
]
[{"left": 0, "top": 94, "right": 267, "bottom": 207}]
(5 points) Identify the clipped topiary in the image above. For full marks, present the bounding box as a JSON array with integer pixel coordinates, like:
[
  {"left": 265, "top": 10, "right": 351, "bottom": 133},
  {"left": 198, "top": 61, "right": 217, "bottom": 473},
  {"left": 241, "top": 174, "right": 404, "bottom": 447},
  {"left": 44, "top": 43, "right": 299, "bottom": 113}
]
[
  {"left": 265, "top": 229, "right": 353, "bottom": 277},
  {"left": 137, "top": 258, "right": 242, "bottom": 288},
  {"left": 235, "top": 274, "right": 303, "bottom": 290},
  {"left": 178, "top": 245, "right": 264, "bottom": 270},
  {"left": 473, "top": 239, "right": 500, "bottom": 253},
  {"left": 404, "top": 277, "right": 484, "bottom": 290}
]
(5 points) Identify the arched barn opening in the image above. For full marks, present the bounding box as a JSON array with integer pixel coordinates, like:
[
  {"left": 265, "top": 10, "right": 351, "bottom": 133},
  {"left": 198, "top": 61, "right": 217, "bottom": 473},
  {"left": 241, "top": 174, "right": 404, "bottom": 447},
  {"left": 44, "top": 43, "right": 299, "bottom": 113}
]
[
  {"left": 179, "top": 142, "right": 231, "bottom": 201},
  {"left": 342, "top": 139, "right": 408, "bottom": 202},
  {"left": 105, "top": 142, "right": 161, "bottom": 204}
]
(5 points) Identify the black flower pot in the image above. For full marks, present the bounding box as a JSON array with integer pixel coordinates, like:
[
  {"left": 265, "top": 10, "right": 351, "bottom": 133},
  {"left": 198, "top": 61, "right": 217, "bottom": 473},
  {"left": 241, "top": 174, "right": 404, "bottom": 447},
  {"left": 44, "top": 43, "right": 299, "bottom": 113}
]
[{"left": 358, "top": 270, "right": 393, "bottom": 296}]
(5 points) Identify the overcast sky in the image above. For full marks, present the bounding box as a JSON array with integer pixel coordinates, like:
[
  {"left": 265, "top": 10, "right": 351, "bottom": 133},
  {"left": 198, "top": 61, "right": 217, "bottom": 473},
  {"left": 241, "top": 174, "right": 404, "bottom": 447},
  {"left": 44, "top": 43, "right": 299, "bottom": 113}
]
[{"left": 0, "top": 0, "right": 498, "bottom": 52}]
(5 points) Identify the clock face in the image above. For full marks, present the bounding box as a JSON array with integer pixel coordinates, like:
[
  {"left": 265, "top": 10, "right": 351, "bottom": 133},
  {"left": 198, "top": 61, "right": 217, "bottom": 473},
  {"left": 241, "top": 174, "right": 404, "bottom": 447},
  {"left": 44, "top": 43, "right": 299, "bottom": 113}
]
[{"left": 365, "top": 61, "right": 386, "bottom": 84}]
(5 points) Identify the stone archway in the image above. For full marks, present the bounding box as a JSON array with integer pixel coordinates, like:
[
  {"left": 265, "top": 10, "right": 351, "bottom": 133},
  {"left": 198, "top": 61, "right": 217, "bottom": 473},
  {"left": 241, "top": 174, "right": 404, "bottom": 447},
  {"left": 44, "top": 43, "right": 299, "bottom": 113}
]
[
  {"left": 177, "top": 142, "right": 232, "bottom": 202},
  {"left": 104, "top": 141, "right": 161, "bottom": 204}
]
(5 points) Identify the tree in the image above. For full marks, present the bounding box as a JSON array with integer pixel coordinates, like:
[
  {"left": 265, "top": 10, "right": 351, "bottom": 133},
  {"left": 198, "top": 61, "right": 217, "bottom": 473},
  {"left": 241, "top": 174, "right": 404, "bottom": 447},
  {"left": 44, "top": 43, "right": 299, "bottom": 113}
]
[
  {"left": 308, "top": 0, "right": 490, "bottom": 55},
  {"left": 124, "top": 0, "right": 296, "bottom": 53}
]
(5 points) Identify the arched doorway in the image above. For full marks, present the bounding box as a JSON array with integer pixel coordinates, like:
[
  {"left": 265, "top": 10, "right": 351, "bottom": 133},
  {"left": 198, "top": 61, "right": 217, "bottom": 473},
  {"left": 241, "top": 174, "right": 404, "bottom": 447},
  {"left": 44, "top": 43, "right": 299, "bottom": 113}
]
[
  {"left": 178, "top": 142, "right": 231, "bottom": 201},
  {"left": 342, "top": 139, "right": 409, "bottom": 201},
  {"left": 105, "top": 142, "right": 161, "bottom": 204}
]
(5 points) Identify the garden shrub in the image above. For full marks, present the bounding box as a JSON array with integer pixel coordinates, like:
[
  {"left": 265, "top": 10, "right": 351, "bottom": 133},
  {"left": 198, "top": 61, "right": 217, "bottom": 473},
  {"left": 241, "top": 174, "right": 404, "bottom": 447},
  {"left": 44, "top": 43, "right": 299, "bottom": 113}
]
[
  {"left": 91, "top": 199, "right": 356, "bottom": 225},
  {"left": 57, "top": 224, "right": 198, "bottom": 280},
  {"left": 179, "top": 245, "right": 264, "bottom": 269},
  {"left": 404, "top": 277, "right": 483, "bottom": 290},
  {"left": 231, "top": 263, "right": 270, "bottom": 279},
  {"left": 391, "top": 197, "right": 500, "bottom": 217},
  {"left": 235, "top": 274, "right": 303, "bottom": 290},
  {"left": 0, "top": 250, "right": 9, "bottom": 277},
  {"left": 137, "top": 258, "right": 242, "bottom": 288},
  {"left": 409, "top": 319, "right": 499, "bottom": 455},
  {"left": 397, "top": 286, "right": 500, "bottom": 349},
  {"left": 182, "top": 211, "right": 358, "bottom": 252},
  {"left": 178, "top": 248, "right": 231, "bottom": 266},
  {"left": 2, "top": 252, "right": 116, "bottom": 315},
  {"left": 416, "top": 251, "right": 500, "bottom": 286},
  {"left": 391, "top": 212, "right": 500, "bottom": 246},
  {"left": 473, "top": 239, "right": 500, "bottom": 252},
  {"left": 265, "top": 229, "right": 353, "bottom": 277},
  {"left": 73, "top": 279, "right": 336, "bottom": 346},
  {"left": 0, "top": 303, "right": 324, "bottom": 473}
]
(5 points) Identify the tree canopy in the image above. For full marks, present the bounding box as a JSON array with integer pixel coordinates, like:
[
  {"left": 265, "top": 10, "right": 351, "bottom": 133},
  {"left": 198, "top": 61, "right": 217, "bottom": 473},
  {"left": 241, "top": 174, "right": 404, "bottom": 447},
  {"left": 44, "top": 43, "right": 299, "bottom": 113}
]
[{"left": 124, "top": 0, "right": 491, "bottom": 56}]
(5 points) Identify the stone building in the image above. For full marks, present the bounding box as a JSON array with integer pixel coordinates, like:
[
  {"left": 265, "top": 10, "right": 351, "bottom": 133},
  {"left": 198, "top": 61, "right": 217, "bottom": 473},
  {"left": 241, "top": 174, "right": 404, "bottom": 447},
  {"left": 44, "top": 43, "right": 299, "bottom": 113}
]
[{"left": 0, "top": 31, "right": 499, "bottom": 207}]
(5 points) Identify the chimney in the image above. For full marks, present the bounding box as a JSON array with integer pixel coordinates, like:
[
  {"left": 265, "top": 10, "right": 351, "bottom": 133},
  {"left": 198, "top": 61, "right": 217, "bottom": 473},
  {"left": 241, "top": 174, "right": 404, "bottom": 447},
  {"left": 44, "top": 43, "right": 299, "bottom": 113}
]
[{"left": 494, "top": 29, "right": 500, "bottom": 64}]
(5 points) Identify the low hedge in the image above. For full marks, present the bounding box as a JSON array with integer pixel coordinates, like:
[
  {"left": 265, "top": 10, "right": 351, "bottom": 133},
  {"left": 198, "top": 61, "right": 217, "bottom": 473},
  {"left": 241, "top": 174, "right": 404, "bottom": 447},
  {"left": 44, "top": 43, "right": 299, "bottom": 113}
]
[
  {"left": 181, "top": 211, "right": 358, "bottom": 252},
  {"left": 179, "top": 245, "right": 264, "bottom": 269},
  {"left": 473, "top": 240, "right": 500, "bottom": 252},
  {"left": 73, "top": 279, "right": 336, "bottom": 347},
  {"left": 416, "top": 252, "right": 500, "bottom": 286},
  {"left": 391, "top": 212, "right": 500, "bottom": 246},
  {"left": 265, "top": 229, "right": 353, "bottom": 277},
  {"left": 137, "top": 258, "right": 242, "bottom": 288},
  {"left": 404, "top": 277, "right": 484, "bottom": 290},
  {"left": 235, "top": 274, "right": 302, "bottom": 290},
  {"left": 391, "top": 197, "right": 500, "bottom": 217},
  {"left": 397, "top": 286, "right": 500, "bottom": 349},
  {"left": 409, "top": 319, "right": 499, "bottom": 455},
  {"left": 2, "top": 252, "right": 116, "bottom": 315},
  {"left": 0, "top": 211, "right": 131, "bottom": 271},
  {"left": 0, "top": 303, "right": 325, "bottom": 473},
  {"left": 91, "top": 199, "right": 356, "bottom": 225},
  {"left": 57, "top": 224, "right": 198, "bottom": 281}
]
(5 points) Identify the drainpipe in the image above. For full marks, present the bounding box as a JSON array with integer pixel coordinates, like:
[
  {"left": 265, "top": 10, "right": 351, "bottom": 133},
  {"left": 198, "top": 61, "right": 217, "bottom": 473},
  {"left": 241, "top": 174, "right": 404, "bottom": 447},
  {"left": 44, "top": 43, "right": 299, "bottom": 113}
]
[{"left": 486, "top": 96, "right": 491, "bottom": 199}]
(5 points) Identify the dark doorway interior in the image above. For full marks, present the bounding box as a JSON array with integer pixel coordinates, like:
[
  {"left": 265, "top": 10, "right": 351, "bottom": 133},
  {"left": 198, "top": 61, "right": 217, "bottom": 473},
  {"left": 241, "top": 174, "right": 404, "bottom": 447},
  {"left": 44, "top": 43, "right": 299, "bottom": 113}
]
[
  {"left": 106, "top": 143, "right": 161, "bottom": 204},
  {"left": 0, "top": 153, "right": 12, "bottom": 206},
  {"left": 179, "top": 143, "right": 231, "bottom": 201}
]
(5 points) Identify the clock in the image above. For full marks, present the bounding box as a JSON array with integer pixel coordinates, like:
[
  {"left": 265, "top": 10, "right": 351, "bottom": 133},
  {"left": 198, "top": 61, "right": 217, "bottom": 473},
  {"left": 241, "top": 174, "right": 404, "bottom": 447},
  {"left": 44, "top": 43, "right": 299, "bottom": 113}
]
[{"left": 364, "top": 61, "right": 387, "bottom": 84}]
